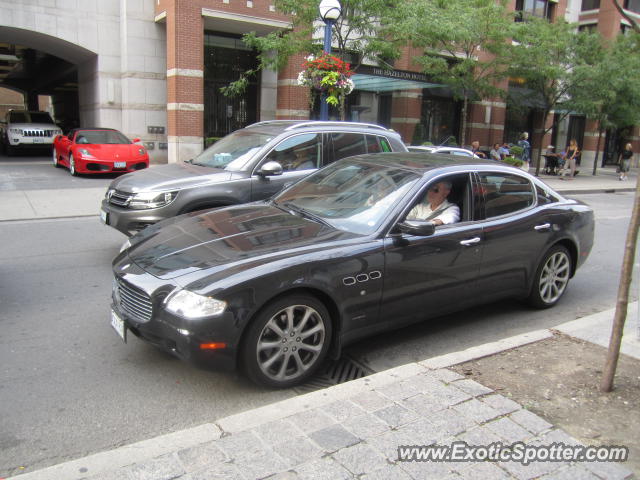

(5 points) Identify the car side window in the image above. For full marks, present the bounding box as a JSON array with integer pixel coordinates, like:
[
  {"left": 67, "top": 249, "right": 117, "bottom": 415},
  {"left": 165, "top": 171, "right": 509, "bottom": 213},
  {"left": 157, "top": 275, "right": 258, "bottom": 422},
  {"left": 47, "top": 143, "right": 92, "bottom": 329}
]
[
  {"left": 365, "top": 135, "right": 391, "bottom": 154},
  {"left": 479, "top": 172, "right": 535, "bottom": 218},
  {"left": 404, "top": 173, "right": 470, "bottom": 225},
  {"left": 536, "top": 184, "right": 560, "bottom": 205},
  {"left": 330, "top": 133, "right": 367, "bottom": 162},
  {"left": 262, "top": 133, "right": 321, "bottom": 172}
]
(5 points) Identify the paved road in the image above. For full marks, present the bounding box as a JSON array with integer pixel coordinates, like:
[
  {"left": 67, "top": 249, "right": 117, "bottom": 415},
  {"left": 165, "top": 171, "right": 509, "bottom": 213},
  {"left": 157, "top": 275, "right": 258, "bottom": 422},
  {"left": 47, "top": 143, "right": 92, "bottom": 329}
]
[{"left": 0, "top": 154, "right": 636, "bottom": 477}]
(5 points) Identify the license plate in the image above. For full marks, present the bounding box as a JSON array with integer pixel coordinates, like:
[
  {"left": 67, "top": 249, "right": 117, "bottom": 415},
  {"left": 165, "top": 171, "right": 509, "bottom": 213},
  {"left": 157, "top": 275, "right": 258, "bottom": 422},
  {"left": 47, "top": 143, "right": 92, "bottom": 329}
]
[
  {"left": 114, "top": 161, "right": 126, "bottom": 168},
  {"left": 111, "top": 309, "right": 127, "bottom": 342},
  {"left": 33, "top": 138, "right": 43, "bottom": 143},
  {"left": 100, "top": 209, "right": 108, "bottom": 224}
]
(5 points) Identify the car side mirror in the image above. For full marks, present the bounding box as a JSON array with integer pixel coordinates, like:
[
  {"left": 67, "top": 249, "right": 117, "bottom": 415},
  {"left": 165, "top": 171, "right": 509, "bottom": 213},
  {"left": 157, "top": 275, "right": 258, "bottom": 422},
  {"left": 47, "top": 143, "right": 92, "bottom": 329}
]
[
  {"left": 397, "top": 220, "right": 436, "bottom": 237},
  {"left": 257, "top": 161, "right": 283, "bottom": 177},
  {"left": 132, "top": 138, "right": 141, "bottom": 143}
]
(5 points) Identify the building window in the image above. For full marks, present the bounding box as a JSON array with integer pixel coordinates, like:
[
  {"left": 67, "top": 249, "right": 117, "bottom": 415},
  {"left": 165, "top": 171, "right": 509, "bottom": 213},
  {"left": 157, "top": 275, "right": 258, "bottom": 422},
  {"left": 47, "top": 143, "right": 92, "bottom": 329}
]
[
  {"left": 578, "top": 23, "right": 598, "bottom": 32},
  {"left": 515, "top": 0, "right": 553, "bottom": 20},
  {"left": 625, "top": 0, "right": 640, "bottom": 13},
  {"left": 581, "top": 0, "right": 600, "bottom": 10}
]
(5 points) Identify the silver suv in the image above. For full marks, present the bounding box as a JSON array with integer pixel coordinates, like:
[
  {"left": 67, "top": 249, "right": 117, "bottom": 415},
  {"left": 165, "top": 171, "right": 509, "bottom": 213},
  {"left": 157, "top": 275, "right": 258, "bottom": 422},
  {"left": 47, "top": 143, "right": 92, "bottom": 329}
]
[{"left": 101, "top": 121, "right": 406, "bottom": 236}]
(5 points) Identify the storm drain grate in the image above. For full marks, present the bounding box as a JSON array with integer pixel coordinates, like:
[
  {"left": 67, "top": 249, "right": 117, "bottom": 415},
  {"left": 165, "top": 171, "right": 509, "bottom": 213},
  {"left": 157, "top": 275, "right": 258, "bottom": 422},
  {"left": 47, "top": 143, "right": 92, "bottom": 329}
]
[{"left": 294, "top": 356, "right": 375, "bottom": 394}]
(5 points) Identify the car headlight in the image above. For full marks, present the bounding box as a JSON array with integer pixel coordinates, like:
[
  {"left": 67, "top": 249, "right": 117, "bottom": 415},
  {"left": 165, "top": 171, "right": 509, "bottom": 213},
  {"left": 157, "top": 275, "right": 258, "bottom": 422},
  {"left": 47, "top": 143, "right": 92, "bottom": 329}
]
[
  {"left": 165, "top": 290, "right": 227, "bottom": 318},
  {"left": 10, "top": 128, "right": 22, "bottom": 135},
  {"left": 78, "top": 148, "right": 95, "bottom": 158},
  {"left": 128, "top": 190, "right": 178, "bottom": 209},
  {"left": 138, "top": 148, "right": 146, "bottom": 156}
]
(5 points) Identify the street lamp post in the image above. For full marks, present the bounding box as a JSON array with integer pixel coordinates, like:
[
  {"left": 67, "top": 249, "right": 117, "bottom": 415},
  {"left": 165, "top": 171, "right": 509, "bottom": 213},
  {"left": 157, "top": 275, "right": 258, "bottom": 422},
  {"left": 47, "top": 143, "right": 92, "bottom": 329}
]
[{"left": 318, "top": 0, "right": 341, "bottom": 121}]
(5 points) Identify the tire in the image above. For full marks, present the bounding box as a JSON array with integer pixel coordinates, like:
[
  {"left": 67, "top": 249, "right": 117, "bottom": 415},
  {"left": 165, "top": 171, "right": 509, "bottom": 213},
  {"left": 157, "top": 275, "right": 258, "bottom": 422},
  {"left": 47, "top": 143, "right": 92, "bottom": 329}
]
[
  {"left": 527, "top": 245, "right": 572, "bottom": 309},
  {"left": 52, "top": 148, "right": 61, "bottom": 168},
  {"left": 242, "top": 294, "right": 332, "bottom": 388},
  {"left": 69, "top": 153, "right": 77, "bottom": 176},
  {"left": 6, "top": 144, "right": 14, "bottom": 157}
]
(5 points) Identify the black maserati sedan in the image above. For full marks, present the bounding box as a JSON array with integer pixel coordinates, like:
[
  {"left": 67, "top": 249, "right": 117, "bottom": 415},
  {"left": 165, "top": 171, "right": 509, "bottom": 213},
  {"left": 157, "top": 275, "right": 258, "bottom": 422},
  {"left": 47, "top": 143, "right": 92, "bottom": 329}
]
[{"left": 111, "top": 153, "right": 594, "bottom": 388}]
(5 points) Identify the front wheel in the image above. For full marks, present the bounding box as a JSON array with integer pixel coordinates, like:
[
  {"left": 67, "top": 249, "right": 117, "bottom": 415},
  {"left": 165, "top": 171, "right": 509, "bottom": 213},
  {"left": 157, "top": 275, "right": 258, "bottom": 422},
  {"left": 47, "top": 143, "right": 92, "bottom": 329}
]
[
  {"left": 69, "top": 153, "right": 77, "bottom": 176},
  {"left": 528, "top": 245, "right": 572, "bottom": 308},
  {"left": 52, "top": 148, "right": 61, "bottom": 167},
  {"left": 242, "top": 295, "right": 332, "bottom": 388}
]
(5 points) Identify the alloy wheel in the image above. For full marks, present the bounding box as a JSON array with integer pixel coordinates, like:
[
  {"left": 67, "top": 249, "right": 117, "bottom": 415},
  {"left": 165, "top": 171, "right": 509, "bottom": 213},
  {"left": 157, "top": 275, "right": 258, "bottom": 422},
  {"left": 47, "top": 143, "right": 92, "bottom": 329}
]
[
  {"left": 538, "top": 251, "right": 570, "bottom": 304},
  {"left": 256, "top": 304, "right": 326, "bottom": 383}
]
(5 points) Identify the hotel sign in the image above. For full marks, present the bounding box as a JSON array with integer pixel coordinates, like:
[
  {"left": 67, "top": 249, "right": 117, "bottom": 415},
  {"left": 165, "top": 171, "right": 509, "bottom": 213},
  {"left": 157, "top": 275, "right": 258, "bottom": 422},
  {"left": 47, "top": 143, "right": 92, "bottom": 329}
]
[{"left": 356, "top": 65, "right": 431, "bottom": 83}]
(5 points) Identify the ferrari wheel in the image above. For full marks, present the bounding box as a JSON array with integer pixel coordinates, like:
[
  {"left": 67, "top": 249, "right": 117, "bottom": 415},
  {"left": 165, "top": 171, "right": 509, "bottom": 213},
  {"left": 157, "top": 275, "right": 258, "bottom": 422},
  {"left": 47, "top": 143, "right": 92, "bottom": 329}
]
[
  {"left": 243, "top": 295, "right": 332, "bottom": 388},
  {"left": 69, "top": 154, "right": 77, "bottom": 176},
  {"left": 52, "top": 149, "right": 60, "bottom": 168},
  {"left": 528, "top": 245, "right": 572, "bottom": 308}
]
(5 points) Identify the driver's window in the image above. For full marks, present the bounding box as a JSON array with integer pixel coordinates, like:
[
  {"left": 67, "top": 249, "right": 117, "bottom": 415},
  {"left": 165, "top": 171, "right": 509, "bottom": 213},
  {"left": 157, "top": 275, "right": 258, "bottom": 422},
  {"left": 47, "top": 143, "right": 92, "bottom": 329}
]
[
  {"left": 263, "top": 133, "right": 321, "bottom": 172},
  {"left": 405, "top": 175, "right": 465, "bottom": 226}
]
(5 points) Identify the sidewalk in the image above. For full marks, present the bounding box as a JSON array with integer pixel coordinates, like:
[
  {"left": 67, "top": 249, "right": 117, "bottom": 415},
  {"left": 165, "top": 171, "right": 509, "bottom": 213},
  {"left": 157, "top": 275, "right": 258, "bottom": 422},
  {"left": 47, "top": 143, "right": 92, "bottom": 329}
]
[
  {"left": 9, "top": 305, "right": 638, "bottom": 480},
  {"left": 0, "top": 166, "right": 635, "bottom": 222}
]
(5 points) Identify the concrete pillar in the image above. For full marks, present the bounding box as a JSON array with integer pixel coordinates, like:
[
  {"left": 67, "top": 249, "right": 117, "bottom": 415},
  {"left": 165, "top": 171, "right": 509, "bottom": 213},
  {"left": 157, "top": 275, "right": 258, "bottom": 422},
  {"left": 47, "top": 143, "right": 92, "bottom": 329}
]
[{"left": 276, "top": 53, "right": 310, "bottom": 120}]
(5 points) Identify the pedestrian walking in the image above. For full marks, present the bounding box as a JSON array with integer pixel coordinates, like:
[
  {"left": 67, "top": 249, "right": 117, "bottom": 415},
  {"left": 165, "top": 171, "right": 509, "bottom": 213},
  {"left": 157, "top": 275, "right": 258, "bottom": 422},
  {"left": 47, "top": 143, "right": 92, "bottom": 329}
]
[
  {"left": 618, "top": 142, "right": 633, "bottom": 181},
  {"left": 560, "top": 139, "right": 579, "bottom": 180},
  {"left": 517, "top": 132, "right": 531, "bottom": 172}
]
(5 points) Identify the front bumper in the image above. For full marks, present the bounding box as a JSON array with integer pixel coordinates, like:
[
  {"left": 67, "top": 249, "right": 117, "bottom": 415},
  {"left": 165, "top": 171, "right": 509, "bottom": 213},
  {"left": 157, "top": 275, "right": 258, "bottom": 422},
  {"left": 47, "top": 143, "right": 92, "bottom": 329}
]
[
  {"left": 101, "top": 198, "right": 177, "bottom": 236},
  {"left": 111, "top": 273, "right": 239, "bottom": 371},
  {"left": 76, "top": 157, "right": 148, "bottom": 174}
]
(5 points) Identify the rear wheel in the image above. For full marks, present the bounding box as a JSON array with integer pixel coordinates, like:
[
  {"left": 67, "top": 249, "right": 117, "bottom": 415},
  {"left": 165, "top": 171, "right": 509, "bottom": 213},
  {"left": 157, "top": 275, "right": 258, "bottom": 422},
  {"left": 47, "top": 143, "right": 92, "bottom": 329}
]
[
  {"left": 528, "top": 245, "right": 572, "bottom": 308},
  {"left": 242, "top": 294, "right": 332, "bottom": 388}
]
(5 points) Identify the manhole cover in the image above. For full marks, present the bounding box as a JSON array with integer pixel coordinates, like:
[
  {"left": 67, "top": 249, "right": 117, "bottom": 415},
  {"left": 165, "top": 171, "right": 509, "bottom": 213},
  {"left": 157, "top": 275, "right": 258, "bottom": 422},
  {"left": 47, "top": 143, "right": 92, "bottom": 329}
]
[{"left": 294, "top": 356, "right": 375, "bottom": 393}]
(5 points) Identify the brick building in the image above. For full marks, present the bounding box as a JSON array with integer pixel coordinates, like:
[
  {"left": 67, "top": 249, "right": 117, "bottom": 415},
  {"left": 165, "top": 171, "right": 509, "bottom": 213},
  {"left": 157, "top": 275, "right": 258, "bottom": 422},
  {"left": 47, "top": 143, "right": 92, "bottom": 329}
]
[{"left": 0, "top": 0, "right": 637, "bottom": 167}]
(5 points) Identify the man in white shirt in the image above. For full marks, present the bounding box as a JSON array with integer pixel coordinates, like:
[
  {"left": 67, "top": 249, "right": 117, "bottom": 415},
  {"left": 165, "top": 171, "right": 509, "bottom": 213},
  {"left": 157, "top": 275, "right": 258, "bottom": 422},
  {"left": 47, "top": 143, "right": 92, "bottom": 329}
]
[{"left": 406, "top": 181, "right": 460, "bottom": 226}]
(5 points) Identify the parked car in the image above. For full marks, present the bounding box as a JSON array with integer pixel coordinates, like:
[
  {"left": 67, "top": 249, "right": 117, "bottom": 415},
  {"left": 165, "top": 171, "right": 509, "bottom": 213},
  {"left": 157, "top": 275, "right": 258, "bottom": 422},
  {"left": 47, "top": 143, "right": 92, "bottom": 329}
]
[
  {"left": 100, "top": 121, "right": 406, "bottom": 236},
  {"left": 407, "top": 145, "right": 480, "bottom": 158},
  {"left": 111, "top": 153, "right": 594, "bottom": 388},
  {"left": 0, "top": 110, "right": 62, "bottom": 155},
  {"left": 52, "top": 128, "right": 149, "bottom": 176}
]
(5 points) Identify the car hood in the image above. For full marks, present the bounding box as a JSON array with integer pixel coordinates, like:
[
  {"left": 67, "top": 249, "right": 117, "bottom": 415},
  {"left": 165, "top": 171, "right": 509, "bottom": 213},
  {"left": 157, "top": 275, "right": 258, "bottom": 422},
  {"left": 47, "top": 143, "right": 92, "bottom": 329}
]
[
  {"left": 78, "top": 144, "right": 146, "bottom": 161},
  {"left": 126, "top": 203, "right": 359, "bottom": 280},
  {"left": 109, "top": 162, "right": 237, "bottom": 193},
  {"left": 12, "top": 122, "right": 57, "bottom": 130}
]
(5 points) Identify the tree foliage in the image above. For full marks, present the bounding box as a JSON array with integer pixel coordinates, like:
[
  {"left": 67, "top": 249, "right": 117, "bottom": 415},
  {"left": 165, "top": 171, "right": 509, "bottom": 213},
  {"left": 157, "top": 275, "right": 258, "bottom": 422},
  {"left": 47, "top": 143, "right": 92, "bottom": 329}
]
[
  {"left": 221, "top": 0, "right": 404, "bottom": 98},
  {"left": 391, "top": 0, "right": 514, "bottom": 146},
  {"left": 506, "top": 18, "right": 604, "bottom": 174}
]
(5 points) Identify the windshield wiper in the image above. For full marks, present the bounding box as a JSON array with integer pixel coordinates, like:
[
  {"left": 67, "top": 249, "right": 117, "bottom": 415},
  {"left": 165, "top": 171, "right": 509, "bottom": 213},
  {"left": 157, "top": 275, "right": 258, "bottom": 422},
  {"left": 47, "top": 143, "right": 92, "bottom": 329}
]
[{"left": 282, "top": 202, "right": 332, "bottom": 227}]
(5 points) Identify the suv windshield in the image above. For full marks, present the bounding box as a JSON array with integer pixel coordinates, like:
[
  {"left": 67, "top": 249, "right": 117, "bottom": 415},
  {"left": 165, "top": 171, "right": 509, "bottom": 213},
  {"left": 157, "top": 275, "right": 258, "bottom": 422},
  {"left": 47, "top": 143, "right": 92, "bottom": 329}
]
[
  {"left": 190, "top": 130, "right": 273, "bottom": 170},
  {"left": 274, "top": 160, "right": 420, "bottom": 235}
]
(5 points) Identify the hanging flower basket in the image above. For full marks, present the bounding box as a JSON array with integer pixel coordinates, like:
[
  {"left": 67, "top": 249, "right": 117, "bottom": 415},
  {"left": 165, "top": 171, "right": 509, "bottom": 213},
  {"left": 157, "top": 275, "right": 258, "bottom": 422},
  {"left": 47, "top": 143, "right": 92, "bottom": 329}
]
[{"left": 297, "top": 54, "right": 355, "bottom": 107}]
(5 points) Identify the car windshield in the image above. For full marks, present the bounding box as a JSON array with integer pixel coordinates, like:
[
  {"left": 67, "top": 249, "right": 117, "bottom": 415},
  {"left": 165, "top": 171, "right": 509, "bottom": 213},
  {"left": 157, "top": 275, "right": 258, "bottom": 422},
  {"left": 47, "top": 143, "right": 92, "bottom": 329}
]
[
  {"left": 29, "top": 112, "right": 55, "bottom": 124},
  {"left": 189, "top": 130, "right": 273, "bottom": 170},
  {"left": 274, "top": 160, "right": 420, "bottom": 235},
  {"left": 76, "top": 130, "right": 131, "bottom": 144}
]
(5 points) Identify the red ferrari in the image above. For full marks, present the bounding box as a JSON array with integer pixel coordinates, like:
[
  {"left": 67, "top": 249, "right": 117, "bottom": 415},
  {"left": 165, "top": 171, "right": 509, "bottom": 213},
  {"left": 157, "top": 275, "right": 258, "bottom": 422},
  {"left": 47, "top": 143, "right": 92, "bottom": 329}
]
[{"left": 52, "top": 128, "right": 149, "bottom": 175}]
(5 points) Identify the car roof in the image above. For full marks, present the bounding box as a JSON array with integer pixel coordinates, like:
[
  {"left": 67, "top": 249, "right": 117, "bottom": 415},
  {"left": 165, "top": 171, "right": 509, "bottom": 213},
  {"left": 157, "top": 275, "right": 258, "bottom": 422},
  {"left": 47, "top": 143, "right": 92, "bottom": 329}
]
[
  {"left": 243, "top": 120, "right": 399, "bottom": 136},
  {"left": 346, "top": 151, "right": 505, "bottom": 173}
]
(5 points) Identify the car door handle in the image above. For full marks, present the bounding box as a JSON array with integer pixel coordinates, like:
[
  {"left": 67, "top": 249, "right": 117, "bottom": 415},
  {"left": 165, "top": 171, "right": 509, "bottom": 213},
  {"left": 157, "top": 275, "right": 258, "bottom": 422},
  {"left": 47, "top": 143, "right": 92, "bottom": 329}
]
[
  {"left": 534, "top": 223, "right": 551, "bottom": 231},
  {"left": 460, "top": 237, "right": 481, "bottom": 246}
]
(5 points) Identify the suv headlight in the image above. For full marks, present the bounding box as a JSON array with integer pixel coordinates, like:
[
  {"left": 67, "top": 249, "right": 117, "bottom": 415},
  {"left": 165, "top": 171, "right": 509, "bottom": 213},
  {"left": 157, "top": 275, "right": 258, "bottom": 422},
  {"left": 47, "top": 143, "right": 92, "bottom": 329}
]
[
  {"left": 10, "top": 128, "right": 23, "bottom": 135},
  {"left": 165, "top": 290, "right": 227, "bottom": 318},
  {"left": 128, "top": 190, "right": 178, "bottom": 209}
]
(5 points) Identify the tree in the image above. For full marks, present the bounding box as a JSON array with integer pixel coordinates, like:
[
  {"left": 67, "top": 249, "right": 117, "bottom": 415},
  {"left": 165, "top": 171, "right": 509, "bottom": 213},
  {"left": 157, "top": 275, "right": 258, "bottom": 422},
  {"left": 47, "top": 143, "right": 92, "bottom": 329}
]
[
  {"left": 570, "top": 33, "right": 640, "bottom": 175},
  {"left": 507, "top": 18, "right": 603, "bottom": 176},
  {"left": 221, "top": 0, "right": 404, "bottom": 102},
  {"left": 600, "top": 31, "right": 640, "bottom": 393},
  {"left": 391, "top": 0, "right": 514, "bottom": 147}
]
